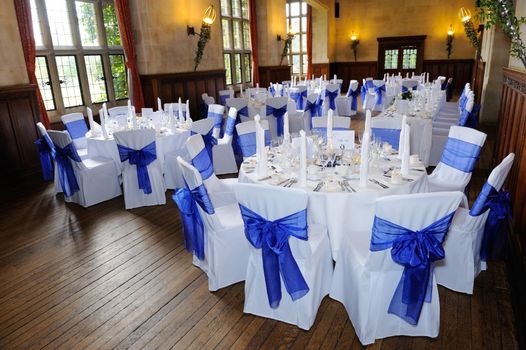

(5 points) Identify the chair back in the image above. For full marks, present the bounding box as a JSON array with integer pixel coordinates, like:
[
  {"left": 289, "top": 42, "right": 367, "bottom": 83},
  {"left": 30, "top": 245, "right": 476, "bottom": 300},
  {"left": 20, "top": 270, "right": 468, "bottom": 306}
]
[
  {"left": 222, "top": 107, "right": 237, "bottom": 143},
  {"left": 191, "top": 118, "right": 215, "bottom": 136},
  {"left": 402, "top": 79, "right": 419, "bottom": 91},
  {"left": 61, "top": 112, "right": 88, "bottom": 149},
  {"left": 346, "top": 80, "right": 359, "bottom": 96},
  {"left": 311, "top": 115, "right": 350, "bottom": 131},
  {"left": 226, "top": 97, "right": 249, "bottom": 121},
  {"left": 235, "top": 119, "right": 270, "bottom": 158},
  {"left": 371, "top": 116, "right": 402, "bottom": 150},
  {"left": 47, "top": 130, "right": 84, "bottom": 170},
  {"left": 108, "top": 106, "right": 128, "bottom": 118},
  {"left": 289, "top": 85, "right": 308, "bottom": 110},
  {"left": 186, "top": 133, "right": 215, "bottom": 180},
  {"left": 218, "top": 89, "right": 234, "bottom": 106},
  {"left": 265, "top": 96, "right": 288, "bottom": 139},
  {"left": 207, "top": 104, "right": 225, "bottom": 139}
]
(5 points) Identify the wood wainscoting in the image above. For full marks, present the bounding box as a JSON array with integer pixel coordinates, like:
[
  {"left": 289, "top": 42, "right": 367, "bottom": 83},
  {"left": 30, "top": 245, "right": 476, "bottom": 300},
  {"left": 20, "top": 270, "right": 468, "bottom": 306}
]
[
  {"left": 0, "top": 84, "right": 42, "bottom": 178},
  {"left": 423, "top": 59, "right": 475, "bottom": 93},
  {"left": 311, "top": 63, "right": 330, "bottom": 78},
  {"left": 329, "top": 61, "right": 377, "bottom": 86},
  {"left": 495, "top": 67, "right": 526, "bottom": 348},
  {"left": 258, "top": 65, "right": 291, "bottom": 87},
  {"left": 141, "top": 70, "right": 226, "bottom": 120}
]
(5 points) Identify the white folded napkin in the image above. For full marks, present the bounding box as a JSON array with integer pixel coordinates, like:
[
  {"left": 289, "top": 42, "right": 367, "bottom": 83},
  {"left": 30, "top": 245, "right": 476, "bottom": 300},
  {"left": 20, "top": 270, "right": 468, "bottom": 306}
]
[
  {"left": 359, "top": 131, "right": 370, "bottom": 188},
  {"left": 401, "top": 124, "right": 410, "bottom": 176},
  {"left": 86, "top": 107, "right": 98, "bottom": 136},
  {"left": 365, "top": 109, "right": 372, "bottom": 134},
  {"left": 327, "top": 109, "right": 334, "bottom": 149},
  {"left": 299, "top": 130, "right": 307, "bottom": 187},
  {"left": 283, "top": 112, "right": 290, "bottom": 144},
  {"left": 254, "top": 115, "right": 268, "bottom": 179},
  {"left": 177, "top": 98, "right": 183, "bottom": 123},
  {"left": 398, "top": 115, "right": 407, "bottom": 159},
  {"left": 157, "top": 97, "right": 163, "bottom": 112},
  {"left": 100, "top": 107, "right": 109, "bottom": 139},
  {"left": 185, "top": 100, "right": 192, "bottom": 127}
]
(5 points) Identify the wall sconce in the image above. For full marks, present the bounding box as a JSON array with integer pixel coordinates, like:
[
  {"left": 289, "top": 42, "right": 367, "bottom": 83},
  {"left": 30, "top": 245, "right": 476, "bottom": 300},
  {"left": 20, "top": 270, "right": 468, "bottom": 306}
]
[
  {"left": 458, "top": 7, "right": 481, "bottom": 54},
  {"left": 350, "top": 32, "right": 360, "bottom": 61},
  {"left": 446, "top": 25, "right": 454, "bottom": 59},
  {"left": 187, "top": 5, "right": 217, "bottom": 72},
  {"left": 278, "top": 31, "right": 295, "bottom": 66}
]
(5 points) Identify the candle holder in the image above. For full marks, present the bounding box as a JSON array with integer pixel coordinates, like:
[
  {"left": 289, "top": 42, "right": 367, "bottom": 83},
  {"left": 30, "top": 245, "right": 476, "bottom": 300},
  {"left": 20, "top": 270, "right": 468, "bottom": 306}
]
[
  {"left": 278, "top": 32, "right": 295, "bottom": 66},
  {"left": 350, "top": 32, "right": 360, "bottom": 61},
  {"left": 446, "top": 25, "right": 454, "bottom": 59},
  {"left": 187, "top": 5, "right": 217, "bottom": 72}
]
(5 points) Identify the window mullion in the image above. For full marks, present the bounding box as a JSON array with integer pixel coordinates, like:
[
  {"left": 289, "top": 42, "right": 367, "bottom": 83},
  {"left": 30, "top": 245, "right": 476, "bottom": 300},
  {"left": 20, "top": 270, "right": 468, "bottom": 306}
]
[
  {"left": 47, "top": 53, "right": 66, "bottom": 115},
  {"left": 102, "top": 53, "right": 116, "bottom": 102}
]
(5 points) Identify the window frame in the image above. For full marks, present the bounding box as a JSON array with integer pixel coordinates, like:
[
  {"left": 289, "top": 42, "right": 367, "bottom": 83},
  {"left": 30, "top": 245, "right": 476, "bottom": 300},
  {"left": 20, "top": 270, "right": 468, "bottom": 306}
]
[
  {"left": 32, "top": 0, "right": 127, "bottom": 119},
  {"left": 377, "top": 35, "right": 426, "bottom": 78},
  {"left": 286, "top": 0, "right": 308, "bottom": 78},
  {"left": 221, "top": 0, "right": 252, "bottom": 87}
]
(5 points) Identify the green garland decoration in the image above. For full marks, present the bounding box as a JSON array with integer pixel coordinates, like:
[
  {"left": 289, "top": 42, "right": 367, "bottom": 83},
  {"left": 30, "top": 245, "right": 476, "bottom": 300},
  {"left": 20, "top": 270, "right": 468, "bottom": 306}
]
[
  {"left": 193, "top": 24, "right": 211, "bottom": 72},
  {"left": 280, "top": 33, "right": 295, "bottom": 65},
  {"left": 446, "top": 34, "right": 454, "bottom": 59},
  {"left": 476, "top": 0, "right": 526, "bottom": 68},
  {"left": 463, "top": 19, "right": 481, "bottom": 52}
]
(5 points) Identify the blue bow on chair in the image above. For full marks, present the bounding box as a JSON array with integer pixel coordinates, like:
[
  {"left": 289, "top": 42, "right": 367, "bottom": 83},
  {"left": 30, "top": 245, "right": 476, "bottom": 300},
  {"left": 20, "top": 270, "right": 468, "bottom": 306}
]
[
  {"left": 190, "top": 138, "right": 215, "bottom": 181},
  {"left": 374, "top": 85, "right": 386, "bottom": 105},
  {"left": 118, "top": 141, "right": 157, "bottom": 194},
  {"left": 173, "top": 183, "right": 215, "bottom": 260},
  {"left": 440, "top": 138, "right": 481, "bottom": 173},
  {"left": 266, "top": 105, "right": 287, "bottom": 137},
  {"left": 239, "top": 204, "right": 310, "bottom": 308},
  {"left": 348, "top": 88, "right": 360, "bottom": 111},
  {"left": 370, "top": 212, "right": 454, "bottom": 325},
  {"left": 237, "top": 106, "right": 249, "bottom": 124},
  {"left": 290, "top": 90, "right": 308, "bottom": 110},
  {"left": 55, "top": 143, "right": 82, "bottom": 197},
  {"left": 360, "top": 85, "right": 367, "bottom": 104},
  {"left": 470, "top": 182, "right": 512, "bottom": 261},
  {"left": 35, "top": 135, "right": 55, "bottom": 181},
  {"left": 325, "top": 89, "right": 338, "bottom": 111},
  {"left": 304, "top": 100, "right": 317, "bottom": 129},
  {"left": 269, "top": 85, "right": 276, "bottom": 97}
]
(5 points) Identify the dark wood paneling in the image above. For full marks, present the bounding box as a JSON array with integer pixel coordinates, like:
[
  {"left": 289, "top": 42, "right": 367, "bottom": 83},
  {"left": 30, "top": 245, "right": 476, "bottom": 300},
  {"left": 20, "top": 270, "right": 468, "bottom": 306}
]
[
  {"left": 311, "top": 63, "right": 329, "bottom": 78},
  {"left": 423, "top": 59, "right": 475, "bottom": 92},
  {"left": 0, "top": 84, "right": 42, "bottom": 178},
  {"left": 140, "top": 70, "right": 226, "bottom": 120},
  {"left": 473, "top": 58, "right": 486, "bottom": 104},
  {"left": 258, "top": 65, "right": 291, "bottom": 88},
  {"left": 329, "top": 61, "right": 377, "bottom": 88},
  {"left": 494, "top": 67, "right": 526, "bottom": 349}
]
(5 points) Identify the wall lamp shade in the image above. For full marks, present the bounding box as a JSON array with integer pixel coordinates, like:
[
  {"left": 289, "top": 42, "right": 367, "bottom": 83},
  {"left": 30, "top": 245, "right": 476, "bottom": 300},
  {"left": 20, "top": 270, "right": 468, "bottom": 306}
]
[
  {"left": 459, "top": 7, "right": 471, "bottom": 23},
  {"left": 188, "top": 5, "right": 216, "bottom": 71},
  {"left": 447, "top": 25, "right": 454, "bottom": 36},
  {"left": 203, "top": 5, "right": 217, "bottom": 25}
]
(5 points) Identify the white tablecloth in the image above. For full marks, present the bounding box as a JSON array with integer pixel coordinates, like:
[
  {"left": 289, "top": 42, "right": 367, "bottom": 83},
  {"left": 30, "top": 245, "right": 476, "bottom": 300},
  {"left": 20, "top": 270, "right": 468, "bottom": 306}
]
[
  {"left": 87, "top": 129, "right": 190, "bottom": 175},
  {"left": 373, "top": 112, "right": 433, "bottom": 167},
  {"left": 238, "top": 156, "right": 429, "bottom": 259}
]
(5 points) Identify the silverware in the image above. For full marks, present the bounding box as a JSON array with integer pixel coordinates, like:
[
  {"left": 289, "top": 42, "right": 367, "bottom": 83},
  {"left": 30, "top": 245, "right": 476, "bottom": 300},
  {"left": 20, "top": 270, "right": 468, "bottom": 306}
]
[
  {"left": 338, "top": 181, "right": 348, "bottom": 192},
  {"left": 410, "top": 168, "right": 425, "bottom": 172},
  {"left": 369, "top": 178, "right": 389, "bottom": 189},
  {"left": 258, "top": 175, "right": 272, "bottom": 181},
  {"left": 277, "top": 178, "right": 291, "bottom": 186},
  {"left": 343, "top": 180, "right": 356, "bottom": 192},
  {"left": 314, "top": 181, "right": 324, "bottom": 192},
  {"left": 284, "top": 178, "right": 297, "bottom": 188}
]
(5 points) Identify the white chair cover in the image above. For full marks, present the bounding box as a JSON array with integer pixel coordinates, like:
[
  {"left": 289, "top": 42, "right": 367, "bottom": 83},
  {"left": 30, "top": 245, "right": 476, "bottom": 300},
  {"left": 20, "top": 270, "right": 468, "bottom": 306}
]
[
  {"left": 303, "top": 93, "right": 320, "bottom": 132},
  {"left": 428, "top": 126, "right": 487, "bottom": 192},
  {"left": 336, "top": 80, "right": 359, "bottom": 117},
  {"left": 177, "top": 157, "right": 249, "bottom": 291},
  {"left": 311, "top": 115, "right": 351, "bottom": 131},
  {"left": 330, "top": 191, "right": 463, "bottom": 345},
  {"left": 113, "top": 129, "right": 166, "bottom": 209},
  {"left": 226, "top": 97, "right": 250, "bottom": 123},
  {"left": 190, "top": 118, "right": 215, "bottom": 136},
  {"left": 265, "top": 96, "right": 288, "bottom": 140},
  {"left": 213, "top": 108, "right": 238, "bottom": 175},
  {"left": 47, "top": 130, "right": 121, "bottom": 207},
  {"left": 435, "top": 153, "right": 515, "bottom": 293},
  {"left": 235, "top": 119, "right": 270, "bottom": 159},
  {"left": 322, "top": 83, "right": 340, "bottom": 116},
  {"left": 234, "top": 183, "right": 333, "bottom": 330},
  {"left": 108, "top": 106, "right": 128, "bottom": 118},
  {"left": 218, "top": 89, "right": 234, "bottom": 106},
  {"left": 185, "top": 134, "right": 237, "bottom": 208},
  {"left": 61, "top": 112, "right": 88, "bottom": 150},
  {"left": 207, "top": 104, "right": 225, "bottom": 139}
]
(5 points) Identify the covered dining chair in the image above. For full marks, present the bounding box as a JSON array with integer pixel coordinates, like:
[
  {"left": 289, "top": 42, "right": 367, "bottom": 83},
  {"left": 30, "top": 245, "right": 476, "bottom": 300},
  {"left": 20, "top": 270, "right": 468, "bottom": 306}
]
[
  {"left": 234, "top": 183, "right": 333, "bottom": 330},
  {"left": 212, "top": 107, "right": 238, "bottom": 175},
  {"left": 113, "top": 129, "right": 166, "bottom": 209},
  {"left": 61, "top": 112, "right": 89, "bottom": 151},
  {"left": 265, "top": 96, "right": 288, "bottom": 140},
  {"left": 336, "top": 80, "right": 359, "bottom": 117},
  {"left": 207, "top": 104, "right": 226, "bottom": 139},
  {"left": 330, "top": 191, "right": 463, "bottom": 345},
  {"left": 218, "top": 89, "right": 234, "bottom": 106},
  {"left": 435, "top": 153, "right": 514, "bottom": 294},
  {"left": 235, "top": 119, "right": 271, "bottom": 159}
]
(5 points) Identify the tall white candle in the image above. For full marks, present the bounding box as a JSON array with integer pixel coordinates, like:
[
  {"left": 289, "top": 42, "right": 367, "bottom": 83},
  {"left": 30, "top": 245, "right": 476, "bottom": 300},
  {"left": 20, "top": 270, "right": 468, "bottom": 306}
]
[
  {"left": 299, "top": 130, "right": 307, "bottom": 187},
  {"left": 157, "top": 97, "right": 162, "bottom": 112},
  {"left": 327, "top": 109, "right": 334, "bottom": 147},
  {"left": 365, "top": 109, "right": 372, "bottom": 134},
  {"left": 401, "top": 124, "right": 411, "bottom": 176},
  {"left": 86, "top": 107, "right": 95, "bottom": 133},
  {"left": 283, "top": 112, "right": 290, "bottom": 144},
  {"left": 359, "top": 131, "right": 370, "bottom": 188},
  {"left": 398, "top": 115, "right": 407, "bottom": 159}
]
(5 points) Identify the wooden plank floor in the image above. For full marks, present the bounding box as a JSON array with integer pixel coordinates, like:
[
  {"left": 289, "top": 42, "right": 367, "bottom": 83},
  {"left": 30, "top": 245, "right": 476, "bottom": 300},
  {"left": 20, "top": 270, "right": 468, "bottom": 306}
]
[{"left": 0, "top": 115, "right": 519, "bottom": 349}]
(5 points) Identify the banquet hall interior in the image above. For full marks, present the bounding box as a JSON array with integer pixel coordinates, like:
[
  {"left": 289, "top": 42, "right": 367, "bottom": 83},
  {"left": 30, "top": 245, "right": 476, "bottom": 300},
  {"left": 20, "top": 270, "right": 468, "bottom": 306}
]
[{"left": 1, "top": 0, "right": 526, "bottom": 348}]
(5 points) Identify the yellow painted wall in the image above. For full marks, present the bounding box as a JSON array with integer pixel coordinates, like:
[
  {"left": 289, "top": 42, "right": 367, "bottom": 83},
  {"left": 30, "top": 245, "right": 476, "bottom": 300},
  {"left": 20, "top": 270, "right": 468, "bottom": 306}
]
[
  {"left": 0, "top": 0, "right": 29, "bottom": 87},
  {"left": 256, "top": 0, "right": 287, "bottom": 67},
  {"left": 330, "top": 0, "right": 477, "bottom": 62}
]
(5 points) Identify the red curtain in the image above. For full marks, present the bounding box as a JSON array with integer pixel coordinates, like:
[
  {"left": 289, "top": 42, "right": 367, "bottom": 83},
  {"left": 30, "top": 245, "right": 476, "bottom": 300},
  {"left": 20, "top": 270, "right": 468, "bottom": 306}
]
[
  {"left": 249, "top": 0, "right": 259, "bottom": 85},
  {"left": 306, "top": 5, "right": 313, "bottom": 78},
  {"left": 14, "top": 0, "right": 50, "bottom": 128},
  {"left": 115, "top": 0, "right": 144, "bottom": 110}
]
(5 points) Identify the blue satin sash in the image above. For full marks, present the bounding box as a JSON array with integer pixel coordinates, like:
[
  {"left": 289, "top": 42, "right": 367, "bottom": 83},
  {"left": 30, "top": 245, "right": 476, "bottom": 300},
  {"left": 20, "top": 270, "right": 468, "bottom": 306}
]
[
  {"left": 304, "top": 100, "right": 317, "bottom": 129},
  {"left": 35, "top": 135, "right": 55, "bottom": 181},
  {"left": 370, "top": 212, "right": 455, "bottom": 325},
  {"left": 315, "top": 95, "right": 324, "bottom": 116},
  {"left": 224, "top": 117, "right": 236, "bottom": 136},
  {"left": 325, "top": 89, "right": 338, "bottom": 110},
  {"left": 237, "top": 130, "right": 271, "bottom": 158},
  {"left": 237, "top": 106, "right": 249, "bottom": 123},
  {"left": 470, "top": 182, "right": 511, "bottom": 261},
  {"left": 440, "top": 137, "right": 481, "bottom": 173},
  {"left": 365, "top": 80, "right": 374, "bottom": 89},
  {"left": 65, "top": 119, "right": 89, "bottom": 140},
  {"left": 266, "top": 105, "right": 287, "bottom": 137},
  {"left": 375, "top": 85, "right": 386, "bottom": 105},
  {"left": 361, "top": 85, "right": 367, "bottom": 103},
  {"left": 220, "top": 94, "right": 229, "bottom": 106},
  {"left": 290, "top": 90, "right": 307, "bottom": 110},
  {"left": 55, "top": 143, "right": 82, "bottom": 197},
  {"left": 173, "top": 183, "right": 215, "bottom": 260},
  {"left": 208, "top": 111, "right": 224, "bottom": 137},
  {"left": 458, "top": 109, "right": 470, "bottom": 127},
  {"left": 191, "top": 147, "right": 214, "bottom": 180},
  {"left": 347, "top": 88, "right": 360, "bottom": 111},
  {"left": 269, "top": 85, "right": 276, "bottom": 96},
  {"left": 117, "top": 141, "right": 157, "bottom": 194},
  {"left": 371, "top": 127, "right": 401, "bottom": 150},
  {"left": 239, "top": 204, "right": 310, "bottom": 308}
]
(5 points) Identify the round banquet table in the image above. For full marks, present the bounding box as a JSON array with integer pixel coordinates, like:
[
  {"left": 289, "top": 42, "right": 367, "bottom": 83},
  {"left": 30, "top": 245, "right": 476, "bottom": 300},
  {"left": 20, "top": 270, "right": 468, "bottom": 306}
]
[
  {"left": 87, "top": 128, "right": 191, "bottom": 175},
  {"left": 238, "top": 153, "right": 429, "bottom": 260}
]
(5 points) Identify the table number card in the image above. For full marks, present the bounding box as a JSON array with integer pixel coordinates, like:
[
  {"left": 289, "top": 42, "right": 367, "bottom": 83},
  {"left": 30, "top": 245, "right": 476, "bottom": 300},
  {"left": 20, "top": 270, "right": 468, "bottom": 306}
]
[{"left": 332, "top": 130, "right": 355, "bottom": 150}]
